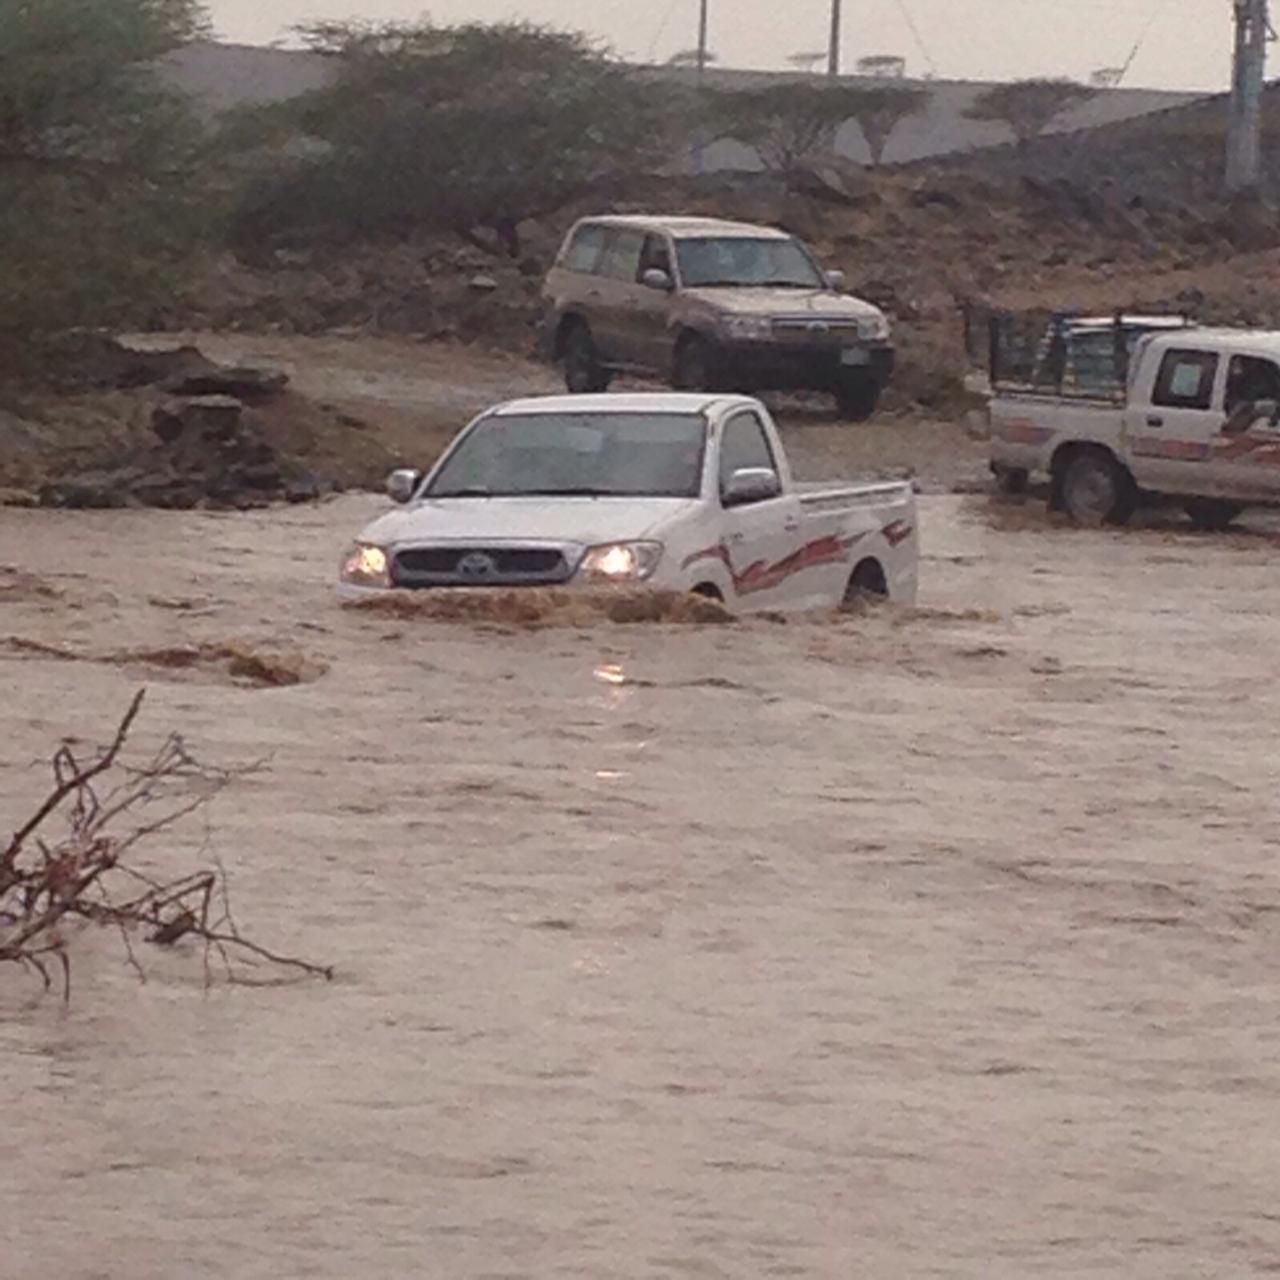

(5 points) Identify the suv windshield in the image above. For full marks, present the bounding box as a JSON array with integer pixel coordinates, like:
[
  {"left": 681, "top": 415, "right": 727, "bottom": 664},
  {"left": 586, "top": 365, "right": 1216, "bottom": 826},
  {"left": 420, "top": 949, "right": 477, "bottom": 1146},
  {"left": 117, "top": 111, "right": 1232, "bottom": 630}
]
[
  {"left": 676, "top": 236, "right": 825, "bottom": 289},
  {"left": 428, "top": 412, "right": 708, "bottom": 499}
]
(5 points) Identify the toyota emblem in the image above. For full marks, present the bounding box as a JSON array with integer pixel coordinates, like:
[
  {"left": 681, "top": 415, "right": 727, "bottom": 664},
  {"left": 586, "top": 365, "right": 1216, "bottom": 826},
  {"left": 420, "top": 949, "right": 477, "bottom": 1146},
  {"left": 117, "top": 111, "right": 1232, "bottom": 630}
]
[
  {"left": 807, "top": 321, "right": 830, "bottom": 335},
  {"left": 457, "top": 551, "right": 496, "bottom": 579}
]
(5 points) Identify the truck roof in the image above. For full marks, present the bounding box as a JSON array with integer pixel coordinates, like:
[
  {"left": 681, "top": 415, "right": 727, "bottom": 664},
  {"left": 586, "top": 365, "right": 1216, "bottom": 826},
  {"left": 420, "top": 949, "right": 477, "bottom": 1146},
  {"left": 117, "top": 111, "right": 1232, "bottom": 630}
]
[
  {"left": 491, "top": 393, "right": 754, "bottom": 417},
  {"left": 1144, "top": 327, "right": 1280, "bottom": 355},
  {"left": 572, "top": 214, "right": 792, "bottom": 241}
]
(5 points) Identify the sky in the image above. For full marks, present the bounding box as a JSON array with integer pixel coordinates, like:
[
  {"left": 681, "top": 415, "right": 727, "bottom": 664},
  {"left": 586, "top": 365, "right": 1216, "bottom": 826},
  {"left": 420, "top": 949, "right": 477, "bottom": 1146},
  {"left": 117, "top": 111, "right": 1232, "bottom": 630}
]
[{"left": 206, "top": 0, "right": 1233, "bottom": 93}]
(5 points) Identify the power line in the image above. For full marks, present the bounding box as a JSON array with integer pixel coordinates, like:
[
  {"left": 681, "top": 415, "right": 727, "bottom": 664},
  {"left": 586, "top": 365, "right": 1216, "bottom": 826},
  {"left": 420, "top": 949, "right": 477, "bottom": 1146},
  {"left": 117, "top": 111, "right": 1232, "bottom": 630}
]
[{"left": 890, "top": 0, "right": 939, "bottom": 77}]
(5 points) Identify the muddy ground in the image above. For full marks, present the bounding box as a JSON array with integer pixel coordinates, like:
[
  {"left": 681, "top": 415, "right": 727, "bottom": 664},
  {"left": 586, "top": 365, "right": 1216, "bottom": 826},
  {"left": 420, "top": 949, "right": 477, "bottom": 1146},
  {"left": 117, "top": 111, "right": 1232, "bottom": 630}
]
[
  {"left": 3, "top": 470, "right": 1280, "bottom": 1276},
  {"left": 131, "top": 330, "right": 992, "bottom": 496}
]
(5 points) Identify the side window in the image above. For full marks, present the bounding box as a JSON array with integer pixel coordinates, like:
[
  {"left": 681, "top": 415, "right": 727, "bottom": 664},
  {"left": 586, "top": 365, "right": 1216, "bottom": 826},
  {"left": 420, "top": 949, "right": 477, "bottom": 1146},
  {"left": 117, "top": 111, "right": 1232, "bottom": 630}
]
[
  {"left": 1225, "top": 355, "right": 1280, "bottom": 413},
  {"left": 597, "top": 230, "right": 644, "bottom": 282},
  {"left": 637, "top": 234, "right": 673, "bottom": 281},
  {"left": 564, "top": 225, "right": 607, "bottom": 274},
  {"left": 1152, "top": 349, "right": 1218, "bottom": 411},
  {"left": 719, "top": 412, "right": 778, "bottom": 496}
]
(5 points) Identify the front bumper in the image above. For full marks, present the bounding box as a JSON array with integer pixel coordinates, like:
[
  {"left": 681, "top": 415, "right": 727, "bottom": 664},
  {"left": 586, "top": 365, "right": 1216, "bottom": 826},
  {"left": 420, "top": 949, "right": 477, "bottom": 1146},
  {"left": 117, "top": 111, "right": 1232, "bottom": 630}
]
[{"left": 716, "top": 340, "right": 895, "bottom": 391}]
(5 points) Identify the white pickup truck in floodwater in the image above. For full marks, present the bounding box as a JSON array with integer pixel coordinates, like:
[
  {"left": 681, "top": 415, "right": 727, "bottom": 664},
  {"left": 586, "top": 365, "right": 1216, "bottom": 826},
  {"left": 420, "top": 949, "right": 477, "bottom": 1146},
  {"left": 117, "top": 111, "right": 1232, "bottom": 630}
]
[
  {"left": 338, "top": 393, "right": 918, "bottom": 612},
  {"left": 990, "top": 325, "right": 1280, "bottom": 528}
]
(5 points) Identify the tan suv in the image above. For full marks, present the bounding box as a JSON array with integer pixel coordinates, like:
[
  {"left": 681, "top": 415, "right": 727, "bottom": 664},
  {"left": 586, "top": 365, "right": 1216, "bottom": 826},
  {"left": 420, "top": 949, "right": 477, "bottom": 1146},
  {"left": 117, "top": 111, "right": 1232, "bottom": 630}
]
[{"left": 541, "top": 215, "right": 894, "bottom": 420}]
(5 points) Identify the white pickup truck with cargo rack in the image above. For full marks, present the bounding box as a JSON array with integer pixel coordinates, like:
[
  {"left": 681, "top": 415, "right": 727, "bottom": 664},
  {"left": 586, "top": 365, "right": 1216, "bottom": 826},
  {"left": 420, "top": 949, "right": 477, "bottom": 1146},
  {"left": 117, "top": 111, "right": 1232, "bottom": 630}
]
[
  {"left": 985, "top": 316, "right": 1280, "bottom": 527},
  {"left": 338, "top": 392, "right": 918, "bottom": 613}
]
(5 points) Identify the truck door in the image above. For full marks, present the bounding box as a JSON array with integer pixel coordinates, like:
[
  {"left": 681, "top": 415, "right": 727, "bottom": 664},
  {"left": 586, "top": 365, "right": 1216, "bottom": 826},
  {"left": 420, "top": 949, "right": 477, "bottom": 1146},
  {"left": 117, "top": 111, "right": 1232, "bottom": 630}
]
[
  {"left": 717, "top": 409, "right": 800, "bottom": 608},
  {"left": 1123, "top": 346, "right": 1223, "bottom": 495},
  {"left": 1213, "top": 353, "right": 1280, "bottom": 499}
]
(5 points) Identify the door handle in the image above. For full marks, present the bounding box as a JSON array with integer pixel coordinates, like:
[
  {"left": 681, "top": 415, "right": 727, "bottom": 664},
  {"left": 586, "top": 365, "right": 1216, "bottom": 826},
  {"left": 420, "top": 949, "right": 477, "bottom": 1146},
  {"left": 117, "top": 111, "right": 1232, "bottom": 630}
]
[
  {"left": 783, "top": 519, "right": 800, "bottom": 533},
  {"left": 1147, "top": 415, "right": 1164, "bottom": 427}
]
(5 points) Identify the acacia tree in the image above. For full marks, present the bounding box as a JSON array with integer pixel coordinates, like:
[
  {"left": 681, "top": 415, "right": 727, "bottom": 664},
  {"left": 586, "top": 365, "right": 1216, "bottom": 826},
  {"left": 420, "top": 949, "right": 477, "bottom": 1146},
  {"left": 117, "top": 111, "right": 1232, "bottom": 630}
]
[
  {"left": 0, "top": 0, "right": 210, "bottom": 355},
  {"left": 964, "top": 78, "right": 1096, "bottom": 147},
  {"left": 849, "top": 84, "right": 930, "bottom": 166},
  {"left": 710, "top": 81, "right": 930, "bottom": 174},
  {"left": 231, "top": 21, "right": 679, "bottom": 255}
]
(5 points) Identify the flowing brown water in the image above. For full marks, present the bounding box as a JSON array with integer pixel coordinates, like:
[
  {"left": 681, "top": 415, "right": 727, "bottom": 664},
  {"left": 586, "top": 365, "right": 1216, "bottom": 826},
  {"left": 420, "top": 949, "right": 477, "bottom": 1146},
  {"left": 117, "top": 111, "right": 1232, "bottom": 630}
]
[{"left": 3, "top": 494, "right": 1280, "bottom": 1279}]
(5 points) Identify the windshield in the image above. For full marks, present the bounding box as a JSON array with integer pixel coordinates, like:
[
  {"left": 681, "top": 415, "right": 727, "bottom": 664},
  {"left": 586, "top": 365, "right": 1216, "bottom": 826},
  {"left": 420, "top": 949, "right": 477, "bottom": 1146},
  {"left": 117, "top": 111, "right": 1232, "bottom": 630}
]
[
  {"left": 427, "top": 412, "right": 708, "bottom": 499},
  {"left": 676, "top": 236, "right": 825, "bottom": 289}
]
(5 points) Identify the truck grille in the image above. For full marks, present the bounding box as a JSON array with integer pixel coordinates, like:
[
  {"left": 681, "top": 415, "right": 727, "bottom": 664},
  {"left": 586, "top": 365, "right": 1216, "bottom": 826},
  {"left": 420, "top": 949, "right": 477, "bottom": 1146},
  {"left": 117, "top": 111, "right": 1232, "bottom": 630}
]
[
  {"left": 771, "top": 317, "right": 870, "bottom": 345},
  {"left": 392, "top": 545, "right": 573, "bottom": 588}
]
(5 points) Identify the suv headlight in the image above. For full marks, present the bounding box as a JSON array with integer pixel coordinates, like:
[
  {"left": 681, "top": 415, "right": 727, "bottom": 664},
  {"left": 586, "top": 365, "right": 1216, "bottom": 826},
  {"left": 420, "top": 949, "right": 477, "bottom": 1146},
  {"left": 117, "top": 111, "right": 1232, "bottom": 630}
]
[
  {"left": 340, "top": 543, "right": 391, "bottom": 588},
  {"left": 722, "top": 316, "right": 773, "bottom": 342},
  {"left": 861, "top": 313, "right": 891, "bottom": 341},
  {"left": 577, "top": 541, "right": 664, "bottom": 582}
]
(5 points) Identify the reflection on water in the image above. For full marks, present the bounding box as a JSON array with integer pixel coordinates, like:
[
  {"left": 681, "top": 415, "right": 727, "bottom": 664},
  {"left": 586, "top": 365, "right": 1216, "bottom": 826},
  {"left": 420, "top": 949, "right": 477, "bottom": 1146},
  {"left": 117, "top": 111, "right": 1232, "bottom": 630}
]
[{"left": 2, "top": 494, "right": 1280, "bottom": 1279}]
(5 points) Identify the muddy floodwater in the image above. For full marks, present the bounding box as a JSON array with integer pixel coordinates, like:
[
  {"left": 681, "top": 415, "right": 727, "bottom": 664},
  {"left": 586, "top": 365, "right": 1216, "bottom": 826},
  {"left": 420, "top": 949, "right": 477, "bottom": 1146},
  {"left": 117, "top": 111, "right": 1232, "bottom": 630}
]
[{"left": 4, "top": 494, "right": 1280, "bottom": 1279}]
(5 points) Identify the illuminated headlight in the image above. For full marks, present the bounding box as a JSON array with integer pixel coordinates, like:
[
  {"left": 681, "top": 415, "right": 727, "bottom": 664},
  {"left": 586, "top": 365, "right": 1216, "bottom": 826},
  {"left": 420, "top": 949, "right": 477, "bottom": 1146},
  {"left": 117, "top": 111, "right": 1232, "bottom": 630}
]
[
  {"left": 860, "top": 313, "right": 891, "bottom": 341},
  {"left": 577, "top": 541, "right": 663, "bottom": 582},
  {"left": 339, "top": 543, "right": 391, "bottom": 588},
  {"left": 722, "top": 316, "right": 773, "bottom": 342}
]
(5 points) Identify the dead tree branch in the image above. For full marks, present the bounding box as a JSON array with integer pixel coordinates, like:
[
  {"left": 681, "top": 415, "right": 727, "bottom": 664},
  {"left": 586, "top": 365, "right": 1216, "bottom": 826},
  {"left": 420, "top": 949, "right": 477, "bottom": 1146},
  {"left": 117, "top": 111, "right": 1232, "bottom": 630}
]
[{"left": 1, "top": 690, "right": 332, "bottom": 998}]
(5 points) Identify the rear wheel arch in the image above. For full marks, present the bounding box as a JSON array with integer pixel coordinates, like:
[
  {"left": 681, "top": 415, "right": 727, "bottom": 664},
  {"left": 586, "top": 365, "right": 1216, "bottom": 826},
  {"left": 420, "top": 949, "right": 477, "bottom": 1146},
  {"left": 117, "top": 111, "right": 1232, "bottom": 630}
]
[
  {"left": 843, "top": 557, "right": 888, "bottom": 606},
  {"left": 690, "top": 582, "right": 724, "bottom": 601}
]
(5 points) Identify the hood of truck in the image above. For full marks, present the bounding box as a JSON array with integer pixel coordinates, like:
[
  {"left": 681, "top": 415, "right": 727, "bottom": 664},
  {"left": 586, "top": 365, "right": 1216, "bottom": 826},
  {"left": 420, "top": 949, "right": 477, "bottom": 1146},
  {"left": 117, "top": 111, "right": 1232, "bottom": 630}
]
[
  {"left": 680, "top": 287, "right": 884, "bottom": 320},
  {"left": 357, "top": 496, "right": 698, "bottom": 549}
]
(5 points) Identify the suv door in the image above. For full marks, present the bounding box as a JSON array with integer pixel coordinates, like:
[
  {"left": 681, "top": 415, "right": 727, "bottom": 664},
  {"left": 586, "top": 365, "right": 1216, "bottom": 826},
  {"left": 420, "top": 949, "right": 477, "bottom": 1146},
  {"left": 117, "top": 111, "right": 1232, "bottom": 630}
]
[
  {"left": 622, "top": 234, "right": 678, "bottom": 373},
  {"left": 717, "top": 409, "right": 801, "bottom": 608},
  {"left": 591, "top": 229, "right": 645, "bottom": 365},
  {"left": 1124, "top": 347, "right": 1223, "bottom": 494}
]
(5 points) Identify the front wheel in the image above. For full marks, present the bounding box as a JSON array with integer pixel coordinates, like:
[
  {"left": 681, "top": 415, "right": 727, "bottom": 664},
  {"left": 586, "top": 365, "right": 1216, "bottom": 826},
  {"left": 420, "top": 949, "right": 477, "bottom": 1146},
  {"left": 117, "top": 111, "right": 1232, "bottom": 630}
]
[
  {"left": 672, "top": 336, "right": 722, "bottom": 392},
  {"left": 834, "top": 373, "right": 881, "bottom": 422},
  {"left": 1060, "top": 451, "right": 1136, "bottom": 527},
  {"left": 562, "top": 325, "right": 611, "bottom": 394},
  {"left": 1185, "top": 499, "right": 1243, "bottom": 531}
]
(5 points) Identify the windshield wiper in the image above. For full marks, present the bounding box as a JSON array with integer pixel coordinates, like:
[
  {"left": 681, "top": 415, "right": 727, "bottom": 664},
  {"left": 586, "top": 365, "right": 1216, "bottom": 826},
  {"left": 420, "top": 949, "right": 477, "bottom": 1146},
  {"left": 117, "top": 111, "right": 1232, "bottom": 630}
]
[
  {"left": 530, "top": 487, "right": 610, "bottom": 497},
  {"left": 431, "top": 486, "right": 493, "bottom": 498}
]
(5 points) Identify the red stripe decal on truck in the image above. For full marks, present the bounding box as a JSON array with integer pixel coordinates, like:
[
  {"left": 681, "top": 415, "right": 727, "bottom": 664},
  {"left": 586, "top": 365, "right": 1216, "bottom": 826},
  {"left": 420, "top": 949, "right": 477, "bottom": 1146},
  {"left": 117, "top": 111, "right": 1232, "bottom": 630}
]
[{"left": 682, "top": 531, "right": 871, "bottom": 596}]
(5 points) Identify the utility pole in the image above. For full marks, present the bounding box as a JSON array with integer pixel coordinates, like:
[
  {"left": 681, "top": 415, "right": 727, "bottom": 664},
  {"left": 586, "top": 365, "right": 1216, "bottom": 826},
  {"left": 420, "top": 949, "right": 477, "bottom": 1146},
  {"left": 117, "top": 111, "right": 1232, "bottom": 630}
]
[
  {"left": 828, "top": 0, "right": 842, "bottom": 77},
  {"left": 697, "top": 0, "right": 710, "bottom": 78},
  {"left": 1226, "top": 0, "right": 1269, "bottom": 193}
]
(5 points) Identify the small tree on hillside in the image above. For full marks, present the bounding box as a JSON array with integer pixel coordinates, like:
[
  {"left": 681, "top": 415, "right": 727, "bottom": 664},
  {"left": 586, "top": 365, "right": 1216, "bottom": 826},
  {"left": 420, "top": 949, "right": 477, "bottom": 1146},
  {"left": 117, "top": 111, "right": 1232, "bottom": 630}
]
[
  {"left": 230, "top": 21, "right": 679, "bottom": 255},
  {"left": 711, "top": 81, "right": 930, "bottom": 175},
  {"left": 0, "top": 0, "right": 210, "bottom": 356},
  {"left": 964, "top": 78, "right": 1096, "bottom": 148},
  {"left": 848, "top": 84, "right": 931, "bottom": 166}
]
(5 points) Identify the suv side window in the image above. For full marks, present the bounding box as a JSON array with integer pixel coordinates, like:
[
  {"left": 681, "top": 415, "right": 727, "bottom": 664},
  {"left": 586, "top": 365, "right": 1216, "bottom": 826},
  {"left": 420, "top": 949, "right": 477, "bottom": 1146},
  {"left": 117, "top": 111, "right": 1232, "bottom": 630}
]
[
  {"left": 719, "top": 411, "right": 779, "bottom": 498},
  {"left": 597, "top": 230, "right": 644, "bottom": 281},
  {"left": 564, "top": 224, "right": 607, "bottom": 274},
  {"left": 1152, "top": 349, "right": 1218, "bottom": 410},
  {"left": 637, "top": 234, "right": 674, "bottom": 282}
]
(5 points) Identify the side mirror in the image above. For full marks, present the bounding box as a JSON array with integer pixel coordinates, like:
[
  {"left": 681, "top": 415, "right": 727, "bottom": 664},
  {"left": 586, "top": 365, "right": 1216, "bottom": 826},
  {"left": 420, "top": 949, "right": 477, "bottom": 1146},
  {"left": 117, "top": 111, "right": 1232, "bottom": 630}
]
[
  {"left": 642, "top": 268, "right": 674, "bottom": 292},
  {"left": 386, "top": 468, "right": 422, "bottom": 503},
  {"left": 722, "top": 467, "right": 781, "bottom": 508},
  {"left": 825, "top": 269, "right": 846, "bottom": 292}
]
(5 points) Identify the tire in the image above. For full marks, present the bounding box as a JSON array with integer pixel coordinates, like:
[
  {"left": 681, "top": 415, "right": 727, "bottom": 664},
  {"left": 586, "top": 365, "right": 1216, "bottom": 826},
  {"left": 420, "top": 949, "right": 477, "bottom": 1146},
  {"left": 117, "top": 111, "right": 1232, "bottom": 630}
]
[
  {"left": 1060, "top": 450, "right": 1136, "bottom": 527},
  {"left": 993, "top": 465, "right": 1029, "bottom": 496},
  {"left": 562, "top": 324, "right": 611, "bottom": 394},
  {"left": 672, "top": 335, "right": 721, "bottom": 392},
  {"left": 834, "top": 373, "right": 881, "bottom": 422},
  {"left": 1185, "top": 498, "right": 1243, "bottom": 531},
  {"left": 841, "top": 558, "right": 888, "bottom": 609}
]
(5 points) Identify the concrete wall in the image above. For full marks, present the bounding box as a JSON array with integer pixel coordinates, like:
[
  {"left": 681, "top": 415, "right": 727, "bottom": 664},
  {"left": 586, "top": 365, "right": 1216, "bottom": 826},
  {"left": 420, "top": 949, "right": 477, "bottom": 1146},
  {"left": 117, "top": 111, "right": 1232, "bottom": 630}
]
[{"left": 161, "top": 41, "right": 1202, "bottom": 165}]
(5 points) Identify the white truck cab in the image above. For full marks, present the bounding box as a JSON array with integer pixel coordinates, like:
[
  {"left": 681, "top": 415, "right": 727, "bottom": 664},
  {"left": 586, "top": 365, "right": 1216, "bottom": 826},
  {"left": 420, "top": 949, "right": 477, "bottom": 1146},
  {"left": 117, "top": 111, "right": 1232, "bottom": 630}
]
[{"left": 989, "top": 326, "right": 1280, "bottom": 527}]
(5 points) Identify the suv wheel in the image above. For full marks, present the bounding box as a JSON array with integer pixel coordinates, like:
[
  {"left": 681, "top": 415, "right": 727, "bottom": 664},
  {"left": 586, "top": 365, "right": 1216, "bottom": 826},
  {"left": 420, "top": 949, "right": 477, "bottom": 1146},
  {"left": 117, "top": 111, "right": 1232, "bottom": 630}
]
[
  {"left": 562, "top": 324, "right": 611, "bottom": 394},
  {"left": 673, "top": 336, "right": 721, "bottom": 392},
  {"left": 834, "top": 373, "right": 880, "bottom": 422}
]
